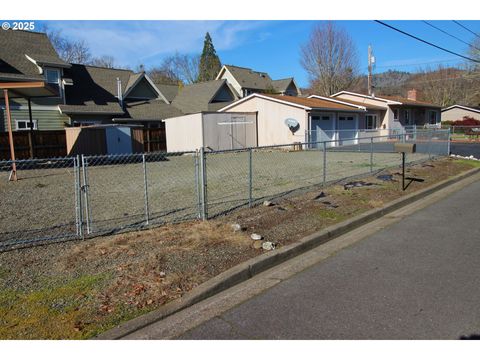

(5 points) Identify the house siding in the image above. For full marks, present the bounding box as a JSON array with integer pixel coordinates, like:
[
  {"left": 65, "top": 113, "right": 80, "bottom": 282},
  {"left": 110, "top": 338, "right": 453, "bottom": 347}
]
[
  {"left": 127, "top": 78, "right": 158, "bottom": 99},
  {"left": 221, "top": 97, "right": 307, "bottom": 146},
  {"left": 0, "top": 107, "right": 69, "bottom": 132},
  {"left": 442, "top": 107, "right": 480, "bottom": 122}
]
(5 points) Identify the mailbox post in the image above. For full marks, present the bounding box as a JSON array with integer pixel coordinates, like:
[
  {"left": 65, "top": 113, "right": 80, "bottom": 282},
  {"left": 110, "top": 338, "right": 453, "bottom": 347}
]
[{"left": 394, "top": 143, "right": 416, "bottom": 191}]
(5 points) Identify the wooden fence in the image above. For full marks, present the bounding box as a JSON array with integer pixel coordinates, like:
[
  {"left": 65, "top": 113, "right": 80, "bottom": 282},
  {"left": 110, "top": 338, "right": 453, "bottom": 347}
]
[
  {"left": 0, "top": 130, "right": 67, "bottom": 160},
  {"left": 1, "top": 127, "right": 166, "bottom": 160}
]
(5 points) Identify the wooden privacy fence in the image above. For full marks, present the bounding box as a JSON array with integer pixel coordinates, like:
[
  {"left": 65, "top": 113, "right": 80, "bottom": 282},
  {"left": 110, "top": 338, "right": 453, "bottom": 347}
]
[
  {"left": 0, "top": 130, "right": 67, "bottom": 160},
  {"left": 1, "top": 127, "right": 166, "bottom": 160}
]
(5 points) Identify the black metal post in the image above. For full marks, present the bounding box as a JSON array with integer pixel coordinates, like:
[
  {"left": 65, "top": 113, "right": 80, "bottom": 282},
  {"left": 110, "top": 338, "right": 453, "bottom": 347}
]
[{"left": 402, "top": 152, "right": 405, "bottom": 191}]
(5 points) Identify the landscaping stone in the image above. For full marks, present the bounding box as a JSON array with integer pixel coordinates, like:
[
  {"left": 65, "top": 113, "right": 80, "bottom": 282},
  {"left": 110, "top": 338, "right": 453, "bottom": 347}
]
[
  {"left": 231, "top": 223, "right": 242, "bottom": 232},
  {"left": 313, "top": 191, "right": 327, "bottom": 200},
  {"left": 251, "top": 233, "right": 263, "bottom": 241},
  {"left": 263, "top": 200, "right": 274, "bottom": 207},
  {"left": 262, "top": 241, "right": 275, "bottom": 251},
  {"left": 344, "top": 181, "right": 376, "bottom": 190},
  {"left": 376, "top": 174, "right": 396, "bottom": 182}
]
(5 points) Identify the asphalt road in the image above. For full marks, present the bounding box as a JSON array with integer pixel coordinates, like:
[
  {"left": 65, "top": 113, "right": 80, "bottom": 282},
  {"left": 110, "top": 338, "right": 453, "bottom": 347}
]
[
  {"left": 450, "top": 142, "right": 480, "bottom": 158},
  {"left": 178, "top": 179, "right": 480, "bottom": 340}
]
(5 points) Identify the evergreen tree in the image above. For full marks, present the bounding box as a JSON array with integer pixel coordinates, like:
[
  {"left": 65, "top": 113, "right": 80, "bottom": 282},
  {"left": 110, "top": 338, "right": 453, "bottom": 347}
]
[{"left": 198, "top": 32, "right": 222, "bottom": 82}]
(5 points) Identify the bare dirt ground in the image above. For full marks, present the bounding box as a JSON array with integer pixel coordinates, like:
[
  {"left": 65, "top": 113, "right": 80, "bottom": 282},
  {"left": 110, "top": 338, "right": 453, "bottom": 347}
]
[{"left": 0, "top": 157, "right": 476, "bottom": 339}]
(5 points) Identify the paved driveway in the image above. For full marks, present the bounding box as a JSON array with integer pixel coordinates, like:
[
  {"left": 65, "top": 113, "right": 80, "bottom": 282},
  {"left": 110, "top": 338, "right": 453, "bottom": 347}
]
[{"left": 179, "top": 179, "right": 480, "bottom": 339}]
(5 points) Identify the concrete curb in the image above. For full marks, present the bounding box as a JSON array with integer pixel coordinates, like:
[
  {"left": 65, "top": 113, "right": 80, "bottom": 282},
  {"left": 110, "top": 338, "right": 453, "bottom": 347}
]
[{"left": 96, "top": 166, "right": 480, "bottom": 340}]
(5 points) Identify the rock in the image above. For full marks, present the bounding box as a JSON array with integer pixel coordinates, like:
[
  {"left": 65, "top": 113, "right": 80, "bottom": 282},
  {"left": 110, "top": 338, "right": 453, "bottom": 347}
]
[
  {"left": 344, "top": 181, "right": 375, "bottom": 190},
  {"left": 262, "top": 241, "right": 275, "bottom": 251},
  {"left": 252, "top": 240, "right": 263, "bottom": 249},
  {"left": 313, "top": 191, "right": 326, "bottom": 200},
  {"left": 251, "top": 233, "right": 262, "bottom": 241},
  {"left": 231, "top": 223, "right": 242, "bottom": 232},
  {"left": 376, "top": 174, "right": 395, "bottom": 182},
  {"left": 263, "top": 200, "right": 274, "bottom": 207},
  {"left": 159, "top": 271, "right": 166, "bottom": 277}
]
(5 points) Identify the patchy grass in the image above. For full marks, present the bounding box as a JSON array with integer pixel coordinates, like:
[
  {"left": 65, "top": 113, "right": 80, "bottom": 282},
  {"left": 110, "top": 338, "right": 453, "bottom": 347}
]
[
  {"left": 453, "top": 158, "right": 480, "bottom": 168},
  {"left": 0, "top": 157, "right": 476, "bottom": 339}
]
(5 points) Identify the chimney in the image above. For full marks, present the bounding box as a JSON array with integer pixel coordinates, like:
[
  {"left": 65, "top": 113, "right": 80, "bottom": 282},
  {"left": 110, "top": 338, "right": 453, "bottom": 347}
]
[
  {"left": 407, "top": 89, "right": 418, "bottom": 101},
  {"left": 116, "top": 77, "right": 123, "bottom": 108}
]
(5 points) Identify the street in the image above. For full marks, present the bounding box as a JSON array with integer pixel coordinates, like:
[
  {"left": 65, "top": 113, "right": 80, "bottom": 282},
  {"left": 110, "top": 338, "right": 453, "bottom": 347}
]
[{"left": 176, "top": 179, "right": 480, "bottom": 339}]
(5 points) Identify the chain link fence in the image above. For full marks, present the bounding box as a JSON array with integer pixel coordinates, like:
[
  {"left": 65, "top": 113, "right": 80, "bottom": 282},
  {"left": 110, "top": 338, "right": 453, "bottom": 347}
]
[{"left": 0, "top": 129, "right": 450, "bottom": 250}]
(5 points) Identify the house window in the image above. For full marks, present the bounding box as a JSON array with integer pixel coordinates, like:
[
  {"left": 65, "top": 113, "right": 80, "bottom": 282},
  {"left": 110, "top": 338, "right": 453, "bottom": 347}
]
[
  {"left": 393, "top": 109, "right": 399, "bottom": 121},
  {"left": 429, "top": 110, "right": 438, "bottom": 124},
  {"left": 44, "top": 68, "right": 61, "bottom": 96},
  {"left": 365, "top": 114, "right": 378, "bottom": 129},
  {"left": 15, "top": 119, "right": 37, "bottom": 131}
]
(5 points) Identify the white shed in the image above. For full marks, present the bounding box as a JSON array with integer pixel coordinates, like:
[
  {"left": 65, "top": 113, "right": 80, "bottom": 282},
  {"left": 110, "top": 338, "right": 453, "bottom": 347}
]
[{"left": 164, "top": 112, "right": 257, "bottom": 152}]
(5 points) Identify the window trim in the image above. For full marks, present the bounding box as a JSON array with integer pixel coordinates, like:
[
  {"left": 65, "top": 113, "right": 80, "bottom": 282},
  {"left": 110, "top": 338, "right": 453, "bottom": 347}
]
[
  {"left": 44, "top": 67, "right": 63, "bottom": 99},
  {"left": 15, "top": 119, "right": 38, "bottom": 131}
]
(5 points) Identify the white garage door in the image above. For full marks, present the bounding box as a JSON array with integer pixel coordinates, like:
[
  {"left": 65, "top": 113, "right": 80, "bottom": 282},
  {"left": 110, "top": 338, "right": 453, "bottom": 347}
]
[{"left": 337, "top": 114, "right": 358, "bottom": 146}]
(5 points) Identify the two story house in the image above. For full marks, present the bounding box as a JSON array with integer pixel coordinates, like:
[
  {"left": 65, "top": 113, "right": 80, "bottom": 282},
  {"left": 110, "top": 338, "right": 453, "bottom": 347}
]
[{"left": 216, "top": 65, "right": 301, "bottom": 98}]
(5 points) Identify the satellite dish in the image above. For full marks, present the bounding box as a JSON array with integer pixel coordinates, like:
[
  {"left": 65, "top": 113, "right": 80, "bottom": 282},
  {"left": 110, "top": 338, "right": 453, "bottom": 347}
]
[{"left": 284, "top": 118, "right": 300, "bottom": 134}]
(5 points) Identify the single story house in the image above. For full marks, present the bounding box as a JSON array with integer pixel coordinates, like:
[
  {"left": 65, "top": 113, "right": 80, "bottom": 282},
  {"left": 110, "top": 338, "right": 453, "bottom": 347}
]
[
  {"left": 441, "top": 105, "right": 480, "bottom": 122},
  {"left": 216, "top": 65, "right": 301, "bottom": 98},
  {"left": 216, "top": 93, "right": 368, "bottom": 147},
  {"left": 331, "top": 90, "right": 442, "bottom": 131}
]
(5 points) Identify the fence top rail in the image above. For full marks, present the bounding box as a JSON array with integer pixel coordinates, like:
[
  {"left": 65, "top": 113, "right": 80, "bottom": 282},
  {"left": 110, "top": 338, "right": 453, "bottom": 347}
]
[
  {"left": 0, "top": 156, "right": 75, "bottom": 164},
  {"left": 83, "top": 150, "right": 197, "bottom": 161}
]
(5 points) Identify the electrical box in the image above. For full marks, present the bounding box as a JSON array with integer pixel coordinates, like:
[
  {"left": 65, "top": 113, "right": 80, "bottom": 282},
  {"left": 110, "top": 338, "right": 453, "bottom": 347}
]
[{"left": 394, "top": 143, "right": 416, "bottom": 153}]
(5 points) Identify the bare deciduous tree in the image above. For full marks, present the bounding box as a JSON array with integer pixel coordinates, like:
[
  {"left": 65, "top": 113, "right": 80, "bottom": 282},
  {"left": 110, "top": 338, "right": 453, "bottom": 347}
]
[
  {"left": 300, "top": 21, "right": 359, "bottom": 96},
  {"left": 41, "top": 25, "right": 91, "bottom": 64},
  {"left": 148, "top": 52, "right": 200, "bottom": 85},
  {"left": 90, "top": 55, "right": 116, "bottom": 68}
]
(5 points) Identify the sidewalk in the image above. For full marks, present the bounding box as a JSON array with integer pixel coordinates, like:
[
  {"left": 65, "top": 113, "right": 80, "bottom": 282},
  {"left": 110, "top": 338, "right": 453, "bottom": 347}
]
[{"left": 124, "top": 175, "right": 480, "bottom": 340}]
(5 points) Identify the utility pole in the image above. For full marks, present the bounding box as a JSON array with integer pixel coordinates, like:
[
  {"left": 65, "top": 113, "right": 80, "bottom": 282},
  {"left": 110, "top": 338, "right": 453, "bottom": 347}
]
[{"left": 367, "top": 45, "right": 375, "bottom": 96}]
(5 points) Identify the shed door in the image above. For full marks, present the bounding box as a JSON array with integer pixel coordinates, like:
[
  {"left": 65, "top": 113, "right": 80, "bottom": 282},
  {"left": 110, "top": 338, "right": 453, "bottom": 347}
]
[
  {"left": 337, "top": 114, "right": 358, "bottom": 146},
  {"left": 106, "top": 127, "right": 132, "bottom": 154}
]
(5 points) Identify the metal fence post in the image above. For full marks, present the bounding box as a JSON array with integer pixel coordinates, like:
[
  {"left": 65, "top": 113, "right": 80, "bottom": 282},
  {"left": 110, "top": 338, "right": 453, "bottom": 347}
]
[
  {"left": 248, "top": 148, "right": 253, "bottom": 208},
  {"left": 323, "top": 141, "right": 327, "bottom": 186},
  {"left": 194, "top": 150, "right": 201, "bottom": 219},
  {"left": 199, "top": 147, "right": 208, "bottom": 220},
  {"left": 142, "top": 154, "right": 150, "bottom": 225},
  {"left": 74, "top": 155, "right": 83, "bottom": 238},
  {"left": 81, "top": 154, "right": 91, "bottom": 234},
  {"left": 370, "top": 137, "right": 374, "bottom": 173},
  {"left": 447, "top": 128, "right": 451, "bottom": 155}
]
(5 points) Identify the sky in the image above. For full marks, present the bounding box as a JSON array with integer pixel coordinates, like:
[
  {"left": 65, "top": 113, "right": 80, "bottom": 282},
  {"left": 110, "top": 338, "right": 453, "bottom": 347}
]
[{"left": 34, "top": 20, "right": 480, "bottom": 88}]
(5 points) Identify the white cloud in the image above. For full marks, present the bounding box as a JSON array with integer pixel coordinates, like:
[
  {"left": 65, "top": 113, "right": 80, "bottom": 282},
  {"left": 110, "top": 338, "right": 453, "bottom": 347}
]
[{"left": 44, "top": 20, "right": 270, "bottom": 68}]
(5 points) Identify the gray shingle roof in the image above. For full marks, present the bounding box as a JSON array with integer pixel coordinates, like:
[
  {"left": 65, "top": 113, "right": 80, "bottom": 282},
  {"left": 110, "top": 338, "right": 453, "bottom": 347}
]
[
  {"left": 223, "top": 65, "right": 273, "bottom": 90},
  {"left": 123, "top": 99, "right": 183, "bottom": 120},
  {"left": 61, "top": 64, "right": 133, "bottom": 114},
  {"left": 0, "top": 30, "right": 67, "bottom": 81},
  {"left": 155, "top": 83, "right": 180, "bottom": 103},
  {"left": 171, "top": 79, "right": 231, "bottom": 114},
  {"left": 271, "top": 78, "right": 294, "bottom": 92}
]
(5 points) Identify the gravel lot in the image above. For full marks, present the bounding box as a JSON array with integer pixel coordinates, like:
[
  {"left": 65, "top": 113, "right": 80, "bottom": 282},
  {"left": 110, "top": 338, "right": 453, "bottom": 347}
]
[{"left": 0, "top": 148, "right": 431, "bottom": 248}]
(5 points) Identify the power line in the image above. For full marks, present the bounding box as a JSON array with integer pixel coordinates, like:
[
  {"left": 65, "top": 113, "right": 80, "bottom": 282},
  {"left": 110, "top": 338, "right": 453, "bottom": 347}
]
[
  {"left": 452, "top": 20, "right": 480, "bottom": 39},
  {"left": 423, "top": 21, "right": 480, "bottom": 51},
  {"left": 374, "top": 20, "right": 480, "bottom": 64}
]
